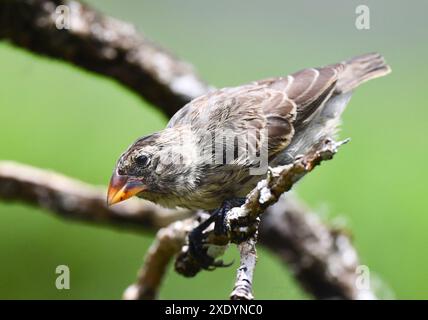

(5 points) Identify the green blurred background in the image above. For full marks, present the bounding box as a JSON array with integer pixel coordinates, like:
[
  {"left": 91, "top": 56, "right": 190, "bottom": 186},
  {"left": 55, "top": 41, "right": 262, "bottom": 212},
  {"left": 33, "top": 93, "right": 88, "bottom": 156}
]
[{"left": 0, "top": 0, "right": 427, "bottom": 299}]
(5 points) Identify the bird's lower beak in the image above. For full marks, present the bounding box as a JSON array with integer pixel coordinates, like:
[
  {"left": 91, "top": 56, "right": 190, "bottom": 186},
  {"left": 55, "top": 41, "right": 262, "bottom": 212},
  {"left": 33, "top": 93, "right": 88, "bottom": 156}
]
[{"left": 107, "top": 171, "right": 146, "bottom": 206}]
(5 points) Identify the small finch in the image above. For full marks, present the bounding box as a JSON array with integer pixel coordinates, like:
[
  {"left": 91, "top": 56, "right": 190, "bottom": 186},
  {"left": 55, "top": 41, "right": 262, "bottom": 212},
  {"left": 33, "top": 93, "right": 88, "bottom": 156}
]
[{"left": 107, "top": 53, "right": 390, "bottom": 267}]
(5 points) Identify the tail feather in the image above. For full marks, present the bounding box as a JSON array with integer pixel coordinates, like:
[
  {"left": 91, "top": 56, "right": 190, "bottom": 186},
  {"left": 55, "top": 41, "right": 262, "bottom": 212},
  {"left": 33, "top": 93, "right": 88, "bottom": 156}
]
[
  {"left": 336, "top": 52, "right": 391, "bottom": 93},
  {"left": 280, "top": 53, "right": 391, "bottom": 163}
]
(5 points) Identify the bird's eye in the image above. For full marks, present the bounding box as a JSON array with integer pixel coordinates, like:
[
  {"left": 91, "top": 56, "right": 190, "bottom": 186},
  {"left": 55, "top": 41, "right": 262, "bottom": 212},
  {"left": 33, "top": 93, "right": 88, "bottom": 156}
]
[{"left": 135, "top": 154, "right": 150, "bottom": 167}]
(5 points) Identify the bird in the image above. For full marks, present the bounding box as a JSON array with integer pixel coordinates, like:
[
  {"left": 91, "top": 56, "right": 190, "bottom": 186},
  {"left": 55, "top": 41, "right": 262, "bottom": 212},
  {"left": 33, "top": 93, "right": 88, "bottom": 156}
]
[{"left": 107, "top": 52, "right": 391, "bottom": 268}]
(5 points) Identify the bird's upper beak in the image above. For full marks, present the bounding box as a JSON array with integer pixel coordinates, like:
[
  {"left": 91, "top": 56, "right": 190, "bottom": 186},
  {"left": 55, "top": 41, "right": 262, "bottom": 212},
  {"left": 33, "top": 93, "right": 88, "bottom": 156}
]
[{"left": 107, "top": 170, "right": 147, "bottom": 206}]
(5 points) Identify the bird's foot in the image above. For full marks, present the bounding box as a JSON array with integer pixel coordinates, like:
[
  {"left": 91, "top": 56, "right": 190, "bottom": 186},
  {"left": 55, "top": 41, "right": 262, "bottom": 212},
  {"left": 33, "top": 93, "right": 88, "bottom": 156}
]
[
  {"left": 188, "top": 198, "right": 246, "bottom": 270},
  {"left": 213, "top": 197, "right": 246, "bottom": 236}
]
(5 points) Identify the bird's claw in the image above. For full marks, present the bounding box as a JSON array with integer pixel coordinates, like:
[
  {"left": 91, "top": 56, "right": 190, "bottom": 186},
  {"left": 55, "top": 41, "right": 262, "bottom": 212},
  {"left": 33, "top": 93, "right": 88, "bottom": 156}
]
[
  {"left": 188, "top": 226, "right": 232, "bottom": 270},
  {"left": 187, "top": 198, "right": 245, "bottom": 270}
]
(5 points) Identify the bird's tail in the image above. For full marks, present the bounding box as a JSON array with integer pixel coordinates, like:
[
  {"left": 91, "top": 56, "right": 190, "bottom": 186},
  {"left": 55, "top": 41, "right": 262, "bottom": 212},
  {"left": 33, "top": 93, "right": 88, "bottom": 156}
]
[{"left": 336, "top": 52, "right": 391, "bottom": 93}]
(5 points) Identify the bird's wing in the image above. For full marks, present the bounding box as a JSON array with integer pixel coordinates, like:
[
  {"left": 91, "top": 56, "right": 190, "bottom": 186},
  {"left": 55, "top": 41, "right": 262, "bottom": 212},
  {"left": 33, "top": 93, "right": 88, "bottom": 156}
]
[
  {"left": 254, "top": 63, "right": 344, "bottom": 126},
  {"left": 167, "top": 65, "right": 343, "bottom": 160},
  {"left": 167, "top": 84, "right": 297, "bottom": 160}
]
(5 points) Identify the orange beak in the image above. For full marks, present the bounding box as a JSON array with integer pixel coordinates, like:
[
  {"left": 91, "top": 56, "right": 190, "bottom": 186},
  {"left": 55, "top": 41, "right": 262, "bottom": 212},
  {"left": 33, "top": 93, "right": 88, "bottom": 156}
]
[{"left": 107, "top": 171, "right": 147, "bottom": 206}]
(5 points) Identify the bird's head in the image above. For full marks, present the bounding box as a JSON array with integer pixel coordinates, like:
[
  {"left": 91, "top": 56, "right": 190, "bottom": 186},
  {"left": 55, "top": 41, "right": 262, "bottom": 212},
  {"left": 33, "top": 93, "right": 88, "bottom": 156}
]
[{"left": 107, "top": 128, "right": 199, "bottom": 206}]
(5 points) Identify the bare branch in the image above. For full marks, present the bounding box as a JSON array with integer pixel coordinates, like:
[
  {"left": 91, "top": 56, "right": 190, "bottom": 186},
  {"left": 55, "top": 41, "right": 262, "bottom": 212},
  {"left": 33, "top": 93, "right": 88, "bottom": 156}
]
[
  {"left": 0, "top": 0, "right": 211, "bottom": 118},
  {"left": 230, "top": 235, "right": 258, "bottom": 300},
  {"left": 123, "top": 218, "right": 198, "bottom": 300},
  {"left": 0, "top": 161, "right": 192, "bottom": 232},
  {"left": 226, "top": 139, "right": 349, "bottom": 243}
]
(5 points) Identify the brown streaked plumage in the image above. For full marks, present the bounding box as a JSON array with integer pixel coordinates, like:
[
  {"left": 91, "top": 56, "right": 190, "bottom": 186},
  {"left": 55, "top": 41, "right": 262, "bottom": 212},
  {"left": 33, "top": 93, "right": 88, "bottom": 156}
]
[{"left": 108, "top": 53, "right": 391, "bottom": 210}]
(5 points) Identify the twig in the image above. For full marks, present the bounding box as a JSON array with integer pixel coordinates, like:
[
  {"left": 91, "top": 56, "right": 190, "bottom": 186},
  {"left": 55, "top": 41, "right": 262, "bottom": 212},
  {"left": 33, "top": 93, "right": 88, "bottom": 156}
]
[
  {"left": 230, "top": 235, "right": 258, "bottom": 300},
  {"left": 226, "top": 139, "right": 349, "bottom": 243},
  {"left": 123, "top": 217, "right": 198, "bottom": 300},
  {"left": 0, "top": 0, "right": 211, "bottom": 118}
]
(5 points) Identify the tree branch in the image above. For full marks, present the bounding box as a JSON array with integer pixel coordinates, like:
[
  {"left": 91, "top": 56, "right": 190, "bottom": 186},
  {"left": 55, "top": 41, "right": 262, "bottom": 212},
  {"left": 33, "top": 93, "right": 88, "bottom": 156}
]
[
  {"left": 0, "top": 161, "right": 192, "bottom": 232},
  {"left": 230, "top": 235, "right": 258, "bottom": 300},
  {"left": 226, "top": 139, "right": 349, "bottom": 243},
  {"left": 123, "top": 217, "right": 198, "bottom": 300},
  {"left": 259, "top": 194, "right": 375, "bottom": 300},
  {"left": 0, "top": 0, "right": 211, "bottom": 118}
]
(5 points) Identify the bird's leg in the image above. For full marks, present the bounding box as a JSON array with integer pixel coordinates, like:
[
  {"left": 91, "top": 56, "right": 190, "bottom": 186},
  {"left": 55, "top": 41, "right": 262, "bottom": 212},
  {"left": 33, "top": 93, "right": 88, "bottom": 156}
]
[
  {"left": 188, "top": 198, "right": 246, "bottom": 270},
  {"left": 188, "top": 213, "right": 219, "bottom": 269},
  {"left": 214, "top": 197, "right": 246, "bottom": 236}
]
